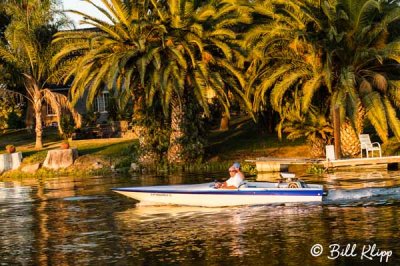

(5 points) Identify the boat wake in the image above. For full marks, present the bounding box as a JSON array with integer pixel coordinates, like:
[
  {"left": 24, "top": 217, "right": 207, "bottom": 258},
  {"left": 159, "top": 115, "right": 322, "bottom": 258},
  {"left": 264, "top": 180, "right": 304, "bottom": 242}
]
[{"left": 324, "top": 186, "right": 400, "bottom": 205}]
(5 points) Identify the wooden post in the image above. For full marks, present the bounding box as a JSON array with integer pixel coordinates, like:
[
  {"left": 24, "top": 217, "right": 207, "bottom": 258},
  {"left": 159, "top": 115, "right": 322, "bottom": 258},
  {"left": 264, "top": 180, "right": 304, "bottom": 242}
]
[{"left": 333, "top": 106, "right": 341, "bottom": 159}]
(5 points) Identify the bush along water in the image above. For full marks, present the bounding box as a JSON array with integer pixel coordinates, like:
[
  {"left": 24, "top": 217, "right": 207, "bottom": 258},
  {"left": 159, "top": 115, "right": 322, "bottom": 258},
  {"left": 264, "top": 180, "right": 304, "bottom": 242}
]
[
  {"left": 241, "top": 163, "right": 257, "bottom": 176},
  {"left": 306, "top": 164, "right": 326, "bottom": 175}
]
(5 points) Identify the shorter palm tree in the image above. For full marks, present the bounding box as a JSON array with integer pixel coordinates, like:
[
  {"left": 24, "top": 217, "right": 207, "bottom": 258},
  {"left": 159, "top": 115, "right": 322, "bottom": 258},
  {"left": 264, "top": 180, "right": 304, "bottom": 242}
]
[
  {"left": 0, "top": 76, "right": 81, "bottom": 148},
  {"left": 278, "top": 103, "right": 333, "bottom": 158},
  {"left": 0, "top": 1, "right": 80, "bottom": 149}
]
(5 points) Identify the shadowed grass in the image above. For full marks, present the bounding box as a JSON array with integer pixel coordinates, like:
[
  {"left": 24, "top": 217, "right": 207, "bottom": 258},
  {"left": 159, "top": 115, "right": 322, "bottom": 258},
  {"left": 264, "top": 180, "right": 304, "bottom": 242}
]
[
  {"left": 206, "top": 116, "right": 308, "bottom": 161},
  {"left": 73, "top": 139, "right": 137, "bottom": 156},
  {"left": 0, "top": 128, "right": 61, "bottom": 150}
]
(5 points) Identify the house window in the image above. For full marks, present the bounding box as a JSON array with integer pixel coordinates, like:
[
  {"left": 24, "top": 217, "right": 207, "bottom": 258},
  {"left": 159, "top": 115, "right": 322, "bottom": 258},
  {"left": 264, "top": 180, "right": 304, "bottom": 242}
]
[
  {"left": 94, "top": 91, "right": 109, "bottom": 113},
  {"left": 47, "top": 104, "right": 56, "bottom": 116}
]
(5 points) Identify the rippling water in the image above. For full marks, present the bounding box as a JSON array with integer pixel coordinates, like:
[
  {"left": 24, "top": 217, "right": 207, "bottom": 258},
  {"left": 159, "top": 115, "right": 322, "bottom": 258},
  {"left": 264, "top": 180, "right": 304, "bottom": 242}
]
[{"left": 1, "top": 170, "right": 400, "bottom": 265}]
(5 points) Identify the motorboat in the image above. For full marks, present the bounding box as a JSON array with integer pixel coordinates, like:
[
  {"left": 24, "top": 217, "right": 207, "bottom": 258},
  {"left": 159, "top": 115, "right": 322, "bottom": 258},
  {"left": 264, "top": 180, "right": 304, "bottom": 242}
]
[{"left": 112, "top": 173, "right": 325, "bottom": 207}]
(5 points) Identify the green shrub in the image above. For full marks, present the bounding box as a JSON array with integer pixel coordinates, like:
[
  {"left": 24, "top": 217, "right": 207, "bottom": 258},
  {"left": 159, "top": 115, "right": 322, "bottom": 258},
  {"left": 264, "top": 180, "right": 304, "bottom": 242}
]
[
  {"left": 23, "top": 151, "right": 48, "bottom": 164},
  {"left": 241, "top": 163, "right": 257, "bottom": 176},
  {"left": 306, "top": 164, "right": 325, "bottom": 175}
]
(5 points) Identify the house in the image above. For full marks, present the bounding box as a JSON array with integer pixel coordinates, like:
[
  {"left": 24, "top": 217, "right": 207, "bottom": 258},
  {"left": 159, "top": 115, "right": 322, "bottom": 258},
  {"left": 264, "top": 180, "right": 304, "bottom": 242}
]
[
  {"left": 23, "top": 84, "right": 118, "bottom": 139},
  {"left": 39, "top": 86, "right": 111, "bottom": 128}
]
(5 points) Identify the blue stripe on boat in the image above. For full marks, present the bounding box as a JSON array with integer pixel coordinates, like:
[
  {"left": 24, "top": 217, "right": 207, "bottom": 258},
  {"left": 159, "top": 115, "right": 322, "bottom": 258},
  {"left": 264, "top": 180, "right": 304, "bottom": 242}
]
[{"left": 111, "top": 188, "right": 323, "bottom": 196}]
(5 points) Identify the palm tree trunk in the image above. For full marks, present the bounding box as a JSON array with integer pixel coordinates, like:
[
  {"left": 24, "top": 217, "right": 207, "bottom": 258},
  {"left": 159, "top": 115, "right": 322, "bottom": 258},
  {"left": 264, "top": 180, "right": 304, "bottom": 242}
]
[
  {"left": 24, "top": 75, "right": 44, "bottom": 149},
  {"left": 167, "top": 95, "right": 185, "bottom": 164},
  {"left": 34, "top": 98, "right": 43, "bottom": 149},
  {"left": 55, "top": 107, "right": 64, "bottom": 135},
  {"left": 132, "top": 96, "right": 158, "bottom": 165},
  {"left": 308, "top": 138, "right": 326, "bottom": 158},
  {"left": 340, "top": 120, "right": 360, "bottom": 157},
  {"left": 340, "top": 104, "right": 365, "bottom": 157},
  {"left": 167, "top": 93, "right": 205, "bottom": 164}
]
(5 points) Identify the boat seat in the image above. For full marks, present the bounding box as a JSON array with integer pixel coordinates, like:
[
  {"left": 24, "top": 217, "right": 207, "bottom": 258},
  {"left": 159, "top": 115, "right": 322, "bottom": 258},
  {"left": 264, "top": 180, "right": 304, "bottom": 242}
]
[{"left": 238, "top": 182, "right": 247, "bottom": 189}]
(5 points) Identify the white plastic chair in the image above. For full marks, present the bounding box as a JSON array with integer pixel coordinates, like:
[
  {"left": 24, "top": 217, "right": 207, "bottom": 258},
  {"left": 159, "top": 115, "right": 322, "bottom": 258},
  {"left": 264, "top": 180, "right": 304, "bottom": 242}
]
[
  {"left": 325, "top": 145, "right": 335, "bottom": 161},
  {"left": 359, "top": 134, "right": 382, "bottom": 158}
]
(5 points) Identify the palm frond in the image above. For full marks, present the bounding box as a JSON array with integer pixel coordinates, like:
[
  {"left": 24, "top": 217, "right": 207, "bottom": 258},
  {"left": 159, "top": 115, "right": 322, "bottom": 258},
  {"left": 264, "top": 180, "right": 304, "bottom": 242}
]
[
  {"left": 271, "top": 71, "right": 306, "bottom": 112},
  {"left": 363, "top": 91, "right": 388, "bottom": 141},
  {"left": 301, "top": 74, "right": 322, "bottom": 112},
  {"left": 42, "top": 88, "right": 82, "bottom": 129},
  {"left": 383, "top": 97, "right": 400, "bottom": 140}
]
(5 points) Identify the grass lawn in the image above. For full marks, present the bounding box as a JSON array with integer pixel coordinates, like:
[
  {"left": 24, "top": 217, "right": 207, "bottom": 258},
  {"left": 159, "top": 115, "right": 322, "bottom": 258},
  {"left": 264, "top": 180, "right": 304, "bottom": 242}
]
[{"left": 0, "top": 128, "right": 138, "bottom": 165}]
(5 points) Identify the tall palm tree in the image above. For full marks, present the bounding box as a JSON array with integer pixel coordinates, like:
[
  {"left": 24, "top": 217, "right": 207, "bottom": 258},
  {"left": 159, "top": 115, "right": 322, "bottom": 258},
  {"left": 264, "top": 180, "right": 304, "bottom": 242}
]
[
  {"left": 322, "top": 0, "right": 400, "bottom": 156},
  {"left": 246, "top": 0, "right": 400, "bottom": 157},
  {"left": 54, "top": 0, "right": 252, "bottom": 164},
  {"left": 149, "top": 0, "right": 253, "bottom": 163},
  {"left": 0, "top": 1, "right": 80, "bottom": 149}
]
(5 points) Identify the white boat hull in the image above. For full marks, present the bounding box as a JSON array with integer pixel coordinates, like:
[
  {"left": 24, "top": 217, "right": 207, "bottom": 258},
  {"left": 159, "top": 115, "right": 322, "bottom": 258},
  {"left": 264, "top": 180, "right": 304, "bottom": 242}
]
[{"left": 112, "top": 182, "right": 324, "bottom": 207}]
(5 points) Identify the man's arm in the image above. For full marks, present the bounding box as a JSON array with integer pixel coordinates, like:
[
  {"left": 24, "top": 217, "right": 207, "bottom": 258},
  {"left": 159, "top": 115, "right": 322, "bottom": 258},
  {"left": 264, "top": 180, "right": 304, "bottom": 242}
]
[{"left": 220, "top": 182, "right": 238, "bottom": 189}]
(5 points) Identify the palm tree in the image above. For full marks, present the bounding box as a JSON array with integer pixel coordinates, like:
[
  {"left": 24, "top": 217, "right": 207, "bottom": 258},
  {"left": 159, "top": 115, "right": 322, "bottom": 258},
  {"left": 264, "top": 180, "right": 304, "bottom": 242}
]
[
  {"left": 244, "top": 0, "right": 329, "bottom": 154},
  {"left": 53, "top": 0, "right": 170, "bottom": 164},
  {"left": 246, "top": 0, "right": 400, "bottom": 157},
  {"left": 149, "top": 0, "right": 253, "bottom": 163},
  {"left": 278, "top": 98, "right": 333, "bottom": 158},
  {"left": 0, "top": 1, "right": 80, "bottom": 149},
  {"left": 54, "top": 0, "right": 252, "bottom": 164},
  {"left": 321, "top": 0, "right": 400, "bottom": 156}
]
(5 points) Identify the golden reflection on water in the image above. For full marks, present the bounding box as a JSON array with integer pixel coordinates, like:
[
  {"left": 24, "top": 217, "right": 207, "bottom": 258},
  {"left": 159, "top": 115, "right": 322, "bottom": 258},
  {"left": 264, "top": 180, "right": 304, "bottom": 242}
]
[
  {"left": 112, "top": 203, "right": 399, "bottom": 265},
  {"left": 257, "top": 169, "right": 400, "bottom": 190},
  {"left": 119, "top": 205, "right": 226, "bottom": 222}
]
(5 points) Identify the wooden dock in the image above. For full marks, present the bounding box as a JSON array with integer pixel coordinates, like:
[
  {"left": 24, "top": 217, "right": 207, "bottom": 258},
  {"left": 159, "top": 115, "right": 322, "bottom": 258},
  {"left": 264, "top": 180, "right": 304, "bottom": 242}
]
[
  {"left": 255, "top": 156, "right": 400, "bottom": 172},
  {"left": 255, "top": 157, "right": 323, "bottom": 172},
  {"left": 322, "top": 156, "right": 400, "bottom": 169}
]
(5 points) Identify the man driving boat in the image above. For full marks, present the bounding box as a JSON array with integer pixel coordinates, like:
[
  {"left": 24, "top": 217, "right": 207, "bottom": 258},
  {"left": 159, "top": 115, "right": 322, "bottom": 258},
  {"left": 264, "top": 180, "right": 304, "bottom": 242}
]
[{"left": 215, "top": 162, "right": 244, "bottom": 189}]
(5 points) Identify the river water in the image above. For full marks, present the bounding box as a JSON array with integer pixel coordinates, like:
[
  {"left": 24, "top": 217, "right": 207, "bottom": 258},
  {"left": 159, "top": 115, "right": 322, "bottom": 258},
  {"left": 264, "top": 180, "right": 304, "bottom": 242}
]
[{"left": 1, "top": 170, "right": 400, "bottom": 265}]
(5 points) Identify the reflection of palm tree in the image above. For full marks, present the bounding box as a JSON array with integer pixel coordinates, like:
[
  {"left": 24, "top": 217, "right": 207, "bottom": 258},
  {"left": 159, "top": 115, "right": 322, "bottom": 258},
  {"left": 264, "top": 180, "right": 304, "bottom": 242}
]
[
  {"left": 35, "top": 186, "right": 49, "bottom": 265},
  {"left": 326, "top": 170, "right": 398, "bottom": 189},
  {"left": 366, "top": 172, "right": 384, "bottom": 179}
]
